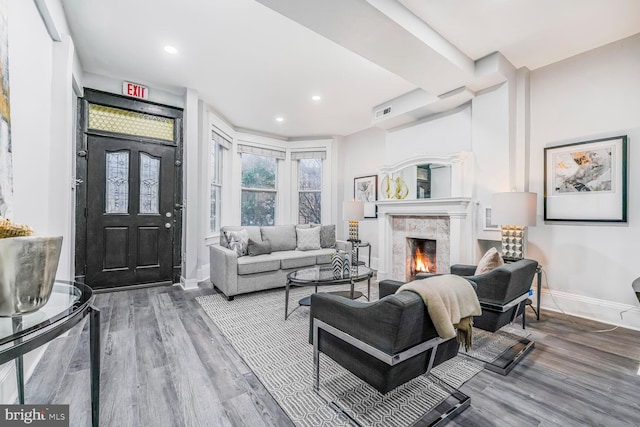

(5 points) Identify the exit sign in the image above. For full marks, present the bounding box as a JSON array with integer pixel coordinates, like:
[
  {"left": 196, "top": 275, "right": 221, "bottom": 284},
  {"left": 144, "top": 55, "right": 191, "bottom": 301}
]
[{"left": 122, "top": 82, "right": 148, "bottom": 100}]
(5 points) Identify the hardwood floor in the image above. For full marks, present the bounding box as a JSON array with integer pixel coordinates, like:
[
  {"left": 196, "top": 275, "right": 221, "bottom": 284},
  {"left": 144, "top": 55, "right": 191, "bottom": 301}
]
[{"left": 23, "top": 281, "right": 640, "bottom": 426}]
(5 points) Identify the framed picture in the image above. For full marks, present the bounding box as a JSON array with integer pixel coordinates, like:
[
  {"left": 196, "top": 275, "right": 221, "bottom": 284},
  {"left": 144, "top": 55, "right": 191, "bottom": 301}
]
[
  {"left": 354, "top": 175, "right": 378, "bottom": 218},
  {"left": 544, "top": 135, "right": 627, "bottom": 222},
  {"left": 483, "top": 207, "right": 500, "bottom": 230}
]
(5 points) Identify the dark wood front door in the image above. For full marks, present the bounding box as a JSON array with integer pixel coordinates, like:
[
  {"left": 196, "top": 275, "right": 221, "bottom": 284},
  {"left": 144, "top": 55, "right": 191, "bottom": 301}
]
[{"left": 85, "top": 135, "right": 176, "bottom": 289}]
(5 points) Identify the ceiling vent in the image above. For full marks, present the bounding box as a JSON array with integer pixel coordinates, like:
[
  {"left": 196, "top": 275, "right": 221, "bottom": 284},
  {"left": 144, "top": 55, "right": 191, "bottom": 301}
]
[{"left": 374, "top": 105, "right": 392, "bottom": 119}]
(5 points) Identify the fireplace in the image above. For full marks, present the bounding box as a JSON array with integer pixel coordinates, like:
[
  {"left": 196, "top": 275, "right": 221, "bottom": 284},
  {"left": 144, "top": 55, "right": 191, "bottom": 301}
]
[{"left": 407, "top": 238, "right": 436, "bottom": 280}]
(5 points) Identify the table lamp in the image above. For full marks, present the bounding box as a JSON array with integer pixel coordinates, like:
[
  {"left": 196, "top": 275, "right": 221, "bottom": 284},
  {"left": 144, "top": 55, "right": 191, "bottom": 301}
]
[
  {"left": 343, "top": 200, "right": 364, "bottom": 242},
  {"left": 492, "top": 192, "right": 537, "bottom": 260}
]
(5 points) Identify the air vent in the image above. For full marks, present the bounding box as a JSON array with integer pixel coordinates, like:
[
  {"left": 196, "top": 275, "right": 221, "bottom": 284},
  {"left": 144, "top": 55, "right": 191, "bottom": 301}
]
[{"left": 374, "top": 105, "right": 392, "bottom": 119}]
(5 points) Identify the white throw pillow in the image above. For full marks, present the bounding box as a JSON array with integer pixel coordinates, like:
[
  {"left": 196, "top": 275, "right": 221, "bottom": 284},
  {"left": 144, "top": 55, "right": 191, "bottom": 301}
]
[
  {"left": 475, "top": 247, "right": 504, "bottom": 275},
  {"left": 296, "top": 226, "right": 321, "bottom": 251},
  {"left": 224, "top": 229, "right": 249, "bottom": 257}
]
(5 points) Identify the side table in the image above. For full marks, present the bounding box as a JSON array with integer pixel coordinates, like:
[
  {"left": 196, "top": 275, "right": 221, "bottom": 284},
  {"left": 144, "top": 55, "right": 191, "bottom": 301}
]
[{"left": 0, "top": 281, "right": 100, "bottom": 427}]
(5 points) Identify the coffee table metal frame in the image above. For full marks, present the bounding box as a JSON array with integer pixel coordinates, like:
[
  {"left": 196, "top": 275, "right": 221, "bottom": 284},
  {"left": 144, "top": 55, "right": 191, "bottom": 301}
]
[{"left": 285, "top": 265, "right": 373, "bottom": 320}]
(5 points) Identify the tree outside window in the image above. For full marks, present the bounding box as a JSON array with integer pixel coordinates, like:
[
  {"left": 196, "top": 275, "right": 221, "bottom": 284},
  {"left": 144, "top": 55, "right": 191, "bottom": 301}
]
[
  {"left": 298, "top": 158, "right": 322, "bottom": 224},
  {"left": 241, "top": 153, "right": 276, "bottom": 226}
]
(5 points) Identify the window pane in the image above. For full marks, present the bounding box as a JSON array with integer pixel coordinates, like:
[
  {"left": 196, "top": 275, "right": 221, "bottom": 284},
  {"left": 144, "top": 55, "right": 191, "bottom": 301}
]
[
  {"left": 241, "top": 190, "right": 276, "bottom": 226},
  {"left": 299, "top": 158, "right": 322, "bottom": 191},
  {"left": 139, "top": 153, "right": 160, "bottom": 214},
  {"left": 241, "top": 153, "right": 276, "bottom": 189},
  {"left": 298, "top": 192, "right": 321, "bottom": 224},
  {"left": 89, "top": 104, "right": 174, "bottom": 141},
  {"left": 210, "top": 185, "right": 221, "bottom": 232},
  {"left": 105, "top": 151, "right": 129, "bottom": 214}
]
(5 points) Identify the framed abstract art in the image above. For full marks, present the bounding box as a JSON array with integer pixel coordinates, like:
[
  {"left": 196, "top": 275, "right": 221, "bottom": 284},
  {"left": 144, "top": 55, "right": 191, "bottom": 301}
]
[{"left": 544, "top": 135, "right": 627, "bottom": 222}]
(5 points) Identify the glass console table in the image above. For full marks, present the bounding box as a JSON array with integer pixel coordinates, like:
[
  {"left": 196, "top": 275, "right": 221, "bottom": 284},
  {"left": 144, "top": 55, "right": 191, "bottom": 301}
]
[{"left": 0, "top": 281, "right": 100, "bottom": 427}]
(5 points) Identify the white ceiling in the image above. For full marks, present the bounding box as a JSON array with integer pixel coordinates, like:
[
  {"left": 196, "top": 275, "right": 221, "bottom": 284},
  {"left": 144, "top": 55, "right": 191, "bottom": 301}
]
[{"left": 62, "top": 0, "right": 640, "bottom": 139}]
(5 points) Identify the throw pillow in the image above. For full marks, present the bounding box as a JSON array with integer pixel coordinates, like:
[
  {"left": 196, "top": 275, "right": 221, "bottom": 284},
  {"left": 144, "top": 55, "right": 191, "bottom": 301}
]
[
  {"left": 319, "top": 224, "right": 336, "bottom": 248},
  {"left": 247, "top": 238, "right": 272, "bottom": 256},
  {"left": 296, "top": 226, "right": 321, "bottom": 251},
  {"left": 475, "top": 247, "right": 504, "bottom": 275},
  {"left": 224, "top": 229, "right": 249, "bottom": 257}
]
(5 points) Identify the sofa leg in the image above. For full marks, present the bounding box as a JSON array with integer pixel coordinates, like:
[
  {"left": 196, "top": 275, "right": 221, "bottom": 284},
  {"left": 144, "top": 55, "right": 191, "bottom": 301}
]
[{"left": 225, "top": 295, "right": 234, "bottom": 302}]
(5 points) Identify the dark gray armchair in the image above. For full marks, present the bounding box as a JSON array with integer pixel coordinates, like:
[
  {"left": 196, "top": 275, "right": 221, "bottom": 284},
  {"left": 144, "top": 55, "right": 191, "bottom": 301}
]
[
  {"left": 308, "top": 282, "right": 469, "bottom": 423},
  {"left": 447, "top": 259, "right": 538, "bottom": 332}
]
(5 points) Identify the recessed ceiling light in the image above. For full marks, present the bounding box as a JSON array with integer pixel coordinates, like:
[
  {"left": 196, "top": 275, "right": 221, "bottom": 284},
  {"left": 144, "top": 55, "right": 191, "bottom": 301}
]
[
  {"left": 164, "top": 45, "right": 178, "bottom": 54},
  {"left": 311, "top": 95, "right": 321, "bottom": 101},
  {"left": 275, "top": 117, "right": 284, "bottom": 122}
]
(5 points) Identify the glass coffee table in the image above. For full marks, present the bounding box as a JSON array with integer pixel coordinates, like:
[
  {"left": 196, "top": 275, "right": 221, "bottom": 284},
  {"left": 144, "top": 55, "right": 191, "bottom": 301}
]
[{"left": 284, "top": 265, "right": 373, "bottom": 320}]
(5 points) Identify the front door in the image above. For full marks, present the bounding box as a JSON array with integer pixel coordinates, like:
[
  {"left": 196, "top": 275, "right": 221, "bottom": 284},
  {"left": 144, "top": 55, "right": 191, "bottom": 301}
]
[
  {"left": 76, "top": 89, "right": 183, "bottom": 290},
  {"left": 85, "top": 135, "right": 176, "bottom": 288}
]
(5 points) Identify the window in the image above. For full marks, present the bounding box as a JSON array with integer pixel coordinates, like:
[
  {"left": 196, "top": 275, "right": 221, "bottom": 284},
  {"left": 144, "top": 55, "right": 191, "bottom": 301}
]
[
  {"left": 210, "top": 130, "right": 230, "bottom": 233},
  {"left": 297, "top": 158, "right": 322, "bottom": 224},
  {"left": 241, "top": 152, "right": 278, "bottom": 226}
]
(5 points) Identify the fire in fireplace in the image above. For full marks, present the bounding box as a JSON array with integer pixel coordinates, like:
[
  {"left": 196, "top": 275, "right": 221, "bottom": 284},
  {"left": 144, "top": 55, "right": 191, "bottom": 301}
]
[{"left": 407, "top": 238, "right": 436, "bottom": 280}]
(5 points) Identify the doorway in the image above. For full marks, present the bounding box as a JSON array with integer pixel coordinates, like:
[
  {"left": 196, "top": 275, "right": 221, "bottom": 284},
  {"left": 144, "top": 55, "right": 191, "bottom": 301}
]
[{"left": 76, "top": 89, "right": 183, "bottom": 290}]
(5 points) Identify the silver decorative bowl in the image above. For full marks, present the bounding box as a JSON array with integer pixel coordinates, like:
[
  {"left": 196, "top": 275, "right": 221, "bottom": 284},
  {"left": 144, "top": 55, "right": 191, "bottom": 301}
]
[{"left": 0, "top": 236, "right": 63, "bottom": 317}]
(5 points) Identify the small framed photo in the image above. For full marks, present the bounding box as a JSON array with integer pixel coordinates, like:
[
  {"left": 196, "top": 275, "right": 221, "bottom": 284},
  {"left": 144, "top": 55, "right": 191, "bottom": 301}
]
[
  {"left": 354, "top": 175, "right": 378, "bottom": 218},
  {"left": 483, "top": 207, "right": 500, "bottom": 230},
  {"left": 544, "top": 135, "right": 627, "bottom": 222}
]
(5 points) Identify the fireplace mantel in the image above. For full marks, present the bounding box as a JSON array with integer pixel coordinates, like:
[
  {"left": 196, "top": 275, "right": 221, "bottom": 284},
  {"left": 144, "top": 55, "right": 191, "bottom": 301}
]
[{"left": 376, "top": 197, "right": 474, "bottom": 281}]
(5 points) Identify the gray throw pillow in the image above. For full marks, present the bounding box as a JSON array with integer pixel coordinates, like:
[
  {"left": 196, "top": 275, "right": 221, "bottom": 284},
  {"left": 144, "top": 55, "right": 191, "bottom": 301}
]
[
  {"left": 296, "top": 226, "right": 321, "bottom": 251},
  {"left": 260, "top": 225, "right": 297, "bottom": 252},
  {"left": 319, "top": 224, "right": 336, "bottom": 248},
  {"left": 248, "top": 238, "right": 272, "bottom": 256},
  {"left": 224, "top": 229, "right": 249, "bottom": 257}
]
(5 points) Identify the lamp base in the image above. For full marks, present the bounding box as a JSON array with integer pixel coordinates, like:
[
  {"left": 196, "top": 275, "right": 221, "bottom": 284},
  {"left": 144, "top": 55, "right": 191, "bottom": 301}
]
[
  {"left": 348, "top": 221, "right": 359, "bottom": 241},
  {"left": 500, "top": 225, "right": 527, "bottom": 260}
]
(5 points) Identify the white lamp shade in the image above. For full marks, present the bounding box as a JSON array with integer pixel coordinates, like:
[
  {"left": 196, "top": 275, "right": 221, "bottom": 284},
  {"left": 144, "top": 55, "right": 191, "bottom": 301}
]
[
  {"left": 492, "top": 192, "right": 537, "bottom": 226},
  {"left": 343, "top": 201, "right": 365, "bottom": 221}
]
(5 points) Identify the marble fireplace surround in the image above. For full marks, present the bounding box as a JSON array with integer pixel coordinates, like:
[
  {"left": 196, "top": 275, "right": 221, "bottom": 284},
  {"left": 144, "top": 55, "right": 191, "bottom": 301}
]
[{"left": 376, "top": 198, "right": 473, "bottom": 282}]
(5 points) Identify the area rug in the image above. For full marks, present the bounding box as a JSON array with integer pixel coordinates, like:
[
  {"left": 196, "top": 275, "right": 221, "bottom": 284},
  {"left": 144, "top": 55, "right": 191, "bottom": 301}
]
[{"left": 197, "top": 283, "right": 490, "bottom": 426}]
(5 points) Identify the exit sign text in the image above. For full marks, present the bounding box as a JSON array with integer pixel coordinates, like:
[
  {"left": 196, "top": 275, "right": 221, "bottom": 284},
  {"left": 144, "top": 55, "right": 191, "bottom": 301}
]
[{"left": 122, "top": 82, "right": 148, "bottom": 100}]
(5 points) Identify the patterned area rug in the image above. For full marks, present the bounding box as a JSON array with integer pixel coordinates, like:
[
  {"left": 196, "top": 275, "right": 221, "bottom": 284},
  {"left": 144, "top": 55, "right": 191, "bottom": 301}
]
[{"left": 197, "top": 283, "right": 507, "bottom": 426}]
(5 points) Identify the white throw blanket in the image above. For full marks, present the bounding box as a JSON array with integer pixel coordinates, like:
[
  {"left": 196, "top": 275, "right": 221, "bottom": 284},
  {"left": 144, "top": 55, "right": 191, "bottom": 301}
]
[{"left": 396, "top": 274, "right": 482, "bottom": 350}]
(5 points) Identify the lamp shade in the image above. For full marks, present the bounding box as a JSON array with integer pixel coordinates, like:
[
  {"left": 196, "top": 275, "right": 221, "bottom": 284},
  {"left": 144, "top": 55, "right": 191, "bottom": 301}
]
[
  {"left": 343, "top": 201, "right": 364, "bottom": 221},
  {"left": 492, "top": 192, "right": 537, "bottom": 226}
]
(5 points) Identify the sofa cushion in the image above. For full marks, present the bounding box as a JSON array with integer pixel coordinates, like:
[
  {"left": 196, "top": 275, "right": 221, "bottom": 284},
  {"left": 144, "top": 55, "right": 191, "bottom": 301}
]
[
  {"left": 296, "top": 226, "right": 321, "bottom": 251},
  {"left": 304, "top": 248, "right": 336, "bottom": 265},
  {"left": 247, "top": 238, "right": 272, "bottom": 256},
  {"left": 220, "top": 226, "right": 262, "bottom": 248},
  {"left": 275, "top": 250, "right": 317, "bottom": 269},
  {"left": 224, "top": 229, "right": 249, "bottom": 257},
  {"left": 475, "top": 247, "right": 504, "bottom": 275},
  {"left": 261, "top": 225, "right": 296, "bottom": 251},
  {"left": 237, "top": 254, "right": 281, "bottom": 275}
]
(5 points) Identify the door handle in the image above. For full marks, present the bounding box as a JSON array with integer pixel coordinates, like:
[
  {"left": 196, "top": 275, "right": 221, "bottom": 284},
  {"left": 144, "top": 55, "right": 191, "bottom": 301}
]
[{"left": 165, "top": 223, "right": 172, "bottom": 229}]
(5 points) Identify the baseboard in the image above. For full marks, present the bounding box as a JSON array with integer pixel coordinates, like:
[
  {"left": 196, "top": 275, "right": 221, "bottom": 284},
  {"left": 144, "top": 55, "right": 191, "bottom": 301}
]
[
  {"left": 180, "top": 276, "right": 199, "bottom": 290},
  {"left": 539, "top": 288, "right": 640, "bottom": 332}
]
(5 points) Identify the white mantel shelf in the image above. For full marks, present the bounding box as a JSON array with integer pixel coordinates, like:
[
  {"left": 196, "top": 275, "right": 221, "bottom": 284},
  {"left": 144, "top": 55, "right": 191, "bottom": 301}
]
[{"left": 376, "top": 197, "right": 474, "bottom": 281}]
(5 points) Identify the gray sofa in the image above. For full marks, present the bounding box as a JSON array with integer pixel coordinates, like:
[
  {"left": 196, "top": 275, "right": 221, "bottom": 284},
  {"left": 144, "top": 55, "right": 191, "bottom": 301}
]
[{"left": 209, "top": 224, "right": 349, "bottom": 300}]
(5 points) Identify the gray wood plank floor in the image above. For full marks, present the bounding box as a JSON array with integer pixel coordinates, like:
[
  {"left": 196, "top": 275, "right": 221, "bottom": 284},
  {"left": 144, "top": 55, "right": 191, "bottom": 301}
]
[{"left": 23, "top": 281, "right": 640, "bottom": 426}]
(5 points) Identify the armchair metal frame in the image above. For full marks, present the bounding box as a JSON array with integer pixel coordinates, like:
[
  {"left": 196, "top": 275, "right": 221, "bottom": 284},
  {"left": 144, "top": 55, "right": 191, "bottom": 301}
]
[{"left": 312, "top": 318, "right": 470, "bottom": 427}]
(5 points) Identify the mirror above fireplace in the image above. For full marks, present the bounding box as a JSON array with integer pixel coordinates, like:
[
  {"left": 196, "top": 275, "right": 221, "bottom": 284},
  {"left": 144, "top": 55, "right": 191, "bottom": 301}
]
[{"left": 378, "top": 152, "right": 473, "bottom": 201}]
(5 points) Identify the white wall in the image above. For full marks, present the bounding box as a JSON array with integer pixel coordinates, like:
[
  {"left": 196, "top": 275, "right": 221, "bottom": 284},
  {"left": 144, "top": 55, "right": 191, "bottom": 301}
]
[
  {"left": 340, "top": 127, "right": 386, "bottom": 268},
  {"left": 529, "top": 33, "right": 640, "bottom": 330},
  {"left": 385, "top": 105, "right": 472, "bottom": 164}
]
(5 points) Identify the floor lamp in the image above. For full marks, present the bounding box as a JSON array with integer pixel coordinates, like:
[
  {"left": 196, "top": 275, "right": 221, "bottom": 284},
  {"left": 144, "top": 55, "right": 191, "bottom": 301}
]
[{"left": 492, "top": 192, "right": 537, "bottom": 260}]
